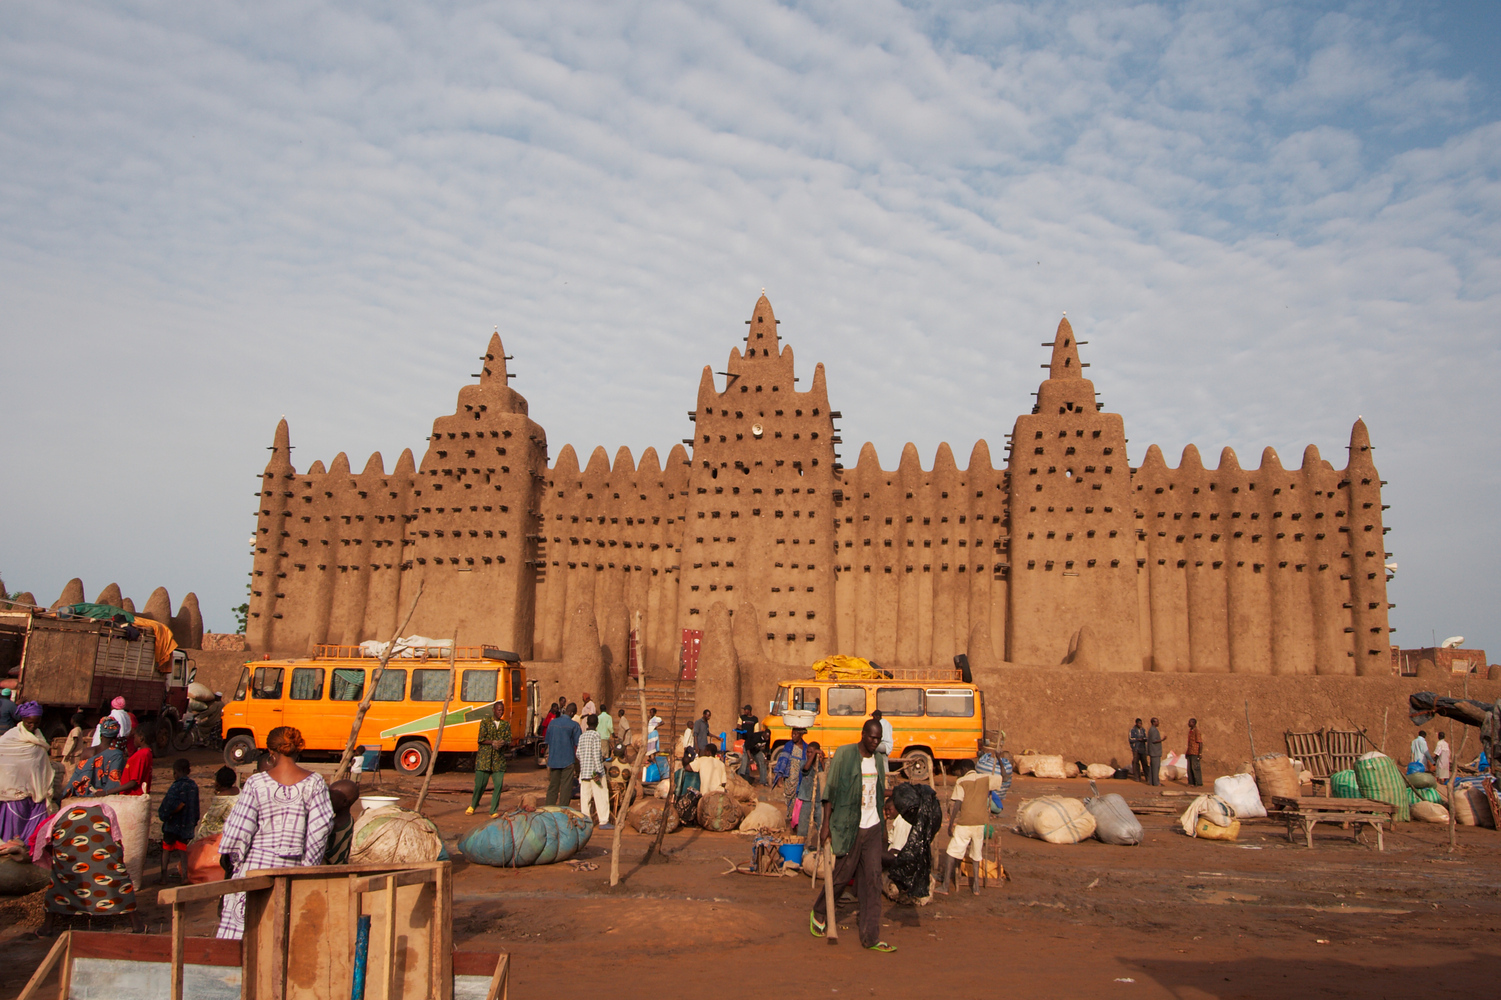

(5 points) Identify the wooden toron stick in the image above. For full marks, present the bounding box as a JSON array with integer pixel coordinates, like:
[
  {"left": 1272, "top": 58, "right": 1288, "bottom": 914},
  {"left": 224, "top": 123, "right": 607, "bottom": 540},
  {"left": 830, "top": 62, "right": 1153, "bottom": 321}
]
[
  {"left": 335, "top": 583, "right": 423, "bottom": 782},
  {"left": 822, "top": 837, "right": 838, "bottom": 944},
  {"left": 415, "top": 628, "right": 458, "bottom": 815},
  {"left": 610, "top": 613, "right": 652, "bottom": 888}
]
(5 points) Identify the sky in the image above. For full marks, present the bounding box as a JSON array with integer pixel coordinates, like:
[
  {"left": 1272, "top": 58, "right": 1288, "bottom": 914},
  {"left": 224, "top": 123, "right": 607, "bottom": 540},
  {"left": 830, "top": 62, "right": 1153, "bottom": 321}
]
[{"left": 1, "top": 0, "right": 1497, "bottom": 656}]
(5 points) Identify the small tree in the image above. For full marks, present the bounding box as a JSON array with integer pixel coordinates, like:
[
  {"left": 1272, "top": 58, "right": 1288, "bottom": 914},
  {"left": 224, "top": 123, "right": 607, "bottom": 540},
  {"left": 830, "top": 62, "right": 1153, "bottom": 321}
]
[{"left": 233, "top": 603, "right": 249, "bottom": 634}]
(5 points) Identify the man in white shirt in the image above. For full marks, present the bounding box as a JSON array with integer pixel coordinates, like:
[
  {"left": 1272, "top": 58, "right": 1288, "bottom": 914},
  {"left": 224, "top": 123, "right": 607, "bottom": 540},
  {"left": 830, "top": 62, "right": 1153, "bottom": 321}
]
[
  {"left": 1411, "top": 730, "right": 1432, "bottom": 771},
  {"left": 580, "top": 691, "right": 597, "bottom": 718},
  {"left": 690, "top": 743, "right": 728, "bottom": 794},
  {"left": 1434, "top": 731, "right": 1452, "bottom": 782}
]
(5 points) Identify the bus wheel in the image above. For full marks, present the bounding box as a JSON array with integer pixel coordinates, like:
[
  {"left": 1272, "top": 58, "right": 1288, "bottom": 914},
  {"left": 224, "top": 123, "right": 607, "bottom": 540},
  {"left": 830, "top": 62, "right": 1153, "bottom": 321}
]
[
  {"left": 900, "top": 750, "right": 933, "bottom": 784},
  {"left": 395, "top": 740, "right": 431, "bottom": 775},
  {"left": 223, "top": 735, "right": 257, "bottom": 767}
]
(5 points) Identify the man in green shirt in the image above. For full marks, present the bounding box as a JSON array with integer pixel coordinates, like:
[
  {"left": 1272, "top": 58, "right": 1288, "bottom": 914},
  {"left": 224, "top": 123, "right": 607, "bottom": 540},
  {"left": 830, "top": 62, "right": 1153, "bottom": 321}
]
[
  {"left": 810, "top": 719, "right": 894, "bottom": 952},
  {"left": 469, "top": 702, "right": 512, "bottom": 817},
  {"left": 597, "top": 706, "right": 614, "bottom": 748}
]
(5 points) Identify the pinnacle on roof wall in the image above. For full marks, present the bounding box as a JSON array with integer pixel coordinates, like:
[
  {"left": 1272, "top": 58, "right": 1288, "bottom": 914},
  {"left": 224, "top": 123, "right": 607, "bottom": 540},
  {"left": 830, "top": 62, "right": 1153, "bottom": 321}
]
[
  {"left": 743, "top": 294, "right": 780, "bottom": 358},
  {"left": 551, "top": 443, "right": 581, "bottom": 478},
  {"left": 1259, "top": 446, "right": 1284, "bottom": 473},
  {"left": 265, "top": 418, "right": 294, "bottom": 475},
  {"left": 1139, "top": 443, "right": 1167, "bottom": 471},
  {"left": 1048, "top": 317, "right": 1083, "bottom": 380},
  {"left": 967, "top": 440, "right": 994, "bottom": 473},
  {"left": 583, "top": 446, "right": 611, "bottom": 481},
  {"left": 1347, "top": 419, "right": 1376, "bottom": 471},
  {"left": 611, "top": 446, "right": 637, "bottom": 476},
  {"left": 393, "top": 449, "right": 416, "bottom": 476},
  {"left": 1217, "top": 447, "right": 1241, "bottom": 472},
  {"left": 328, "top": 452, "right": 351, "bottom": 476},
  {"left": 1179, "top": 444, "right": 1204, "bottom": 471},
  {"left": 360, "top": 452, "right": 385, "bottom": 477},
  {"left": 306, "top": 459, "right": 327, "bottom": 475},
  {"left": 479, "top": 332, "right": 508, "bottom": 387},
  {"left": 637, "top": 447, "right": 662, "bottom": 477},
  {"left": 1301, "top": 444, "right": 1323, "bottom": 471}
]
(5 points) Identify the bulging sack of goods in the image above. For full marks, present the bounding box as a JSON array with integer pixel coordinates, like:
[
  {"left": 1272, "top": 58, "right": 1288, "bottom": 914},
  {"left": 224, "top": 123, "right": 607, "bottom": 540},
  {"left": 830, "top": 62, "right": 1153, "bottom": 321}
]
[
  {"left": 1452, "top": 786, "right": 1495, "bottom": 828},
  {"left": 459, "top": 806, "right": 595, "bottom": 867},
  {"left": 1085, "top": 763, "right": 1116, "bottom": 781},
  {"left": 1410, "top": 801, "right": 1449, "bottom": 824},
  {"left": 1016, "top": 755, "right": 1067, "bottom": 780},
  {"left": 1213, "top": 773, "right": 1266, "bottom": 819},
  {"left": 1084, "top": 792, "right": 1142, "bottom": 846},
  {"left": 725, "top": 773, "right": 759, "bottom": 809},
  {"left": 737, "top": 801, "right": 786, "bottom": 833},
  {"left": 697, "top": 791, "right": 743, "bottom": 832},
  {"left": 1161, "top": 752, "right": 1189, "bottom": 783},
  {"left": 1405, "top": 770, "right": 1438, "bottom": 790},
  {"left": 626, "top": 800, "right": 681, "bottom": 835},
  {"left": 1354, "top": 754, "right": 1416, "bottom": 823},
  {"left": 0, "top": 859, "right": 50, "bottom": 896},
  {"left": 350, "top": 808, "right": 444, "bottom": 865},
  {"left": 1194, "top": 816, "right": 1240, "bottom": 841},
  {"left": 1329, "top": 770, "right": 1360, "bottom": 799},
  {"left": 1016, "top": 796, "right": 1096, "bottom": 844},
  {"left": 1252, "top": 754, "right": 1301, "bottom": 807}
]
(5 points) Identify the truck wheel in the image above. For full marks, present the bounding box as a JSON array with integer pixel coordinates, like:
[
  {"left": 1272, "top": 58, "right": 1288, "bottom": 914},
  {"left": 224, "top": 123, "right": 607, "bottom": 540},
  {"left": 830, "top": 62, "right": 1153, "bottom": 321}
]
[
  {"left": 901, "top": 750, "right": 933, "bottom": 783},
  {"left": 395, "top": 740, "right": 431, "bottom": 775},
  {"left": 223, "top": 735, "right": 257, "bottom": 767}
]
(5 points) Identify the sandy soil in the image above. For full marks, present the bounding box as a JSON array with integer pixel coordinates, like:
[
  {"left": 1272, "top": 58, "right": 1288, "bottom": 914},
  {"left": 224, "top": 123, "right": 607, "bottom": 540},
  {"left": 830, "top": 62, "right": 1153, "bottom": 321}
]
[{"left": 5, "top": 752, "right": 1500, "bottom": 999}]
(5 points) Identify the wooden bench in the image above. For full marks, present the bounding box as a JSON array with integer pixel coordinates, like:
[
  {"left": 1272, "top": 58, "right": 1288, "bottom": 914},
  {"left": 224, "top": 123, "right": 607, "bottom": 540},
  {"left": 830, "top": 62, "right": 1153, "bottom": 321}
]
[{"left": 1272, "top": 796, "right": 1395, "bottom": 851}]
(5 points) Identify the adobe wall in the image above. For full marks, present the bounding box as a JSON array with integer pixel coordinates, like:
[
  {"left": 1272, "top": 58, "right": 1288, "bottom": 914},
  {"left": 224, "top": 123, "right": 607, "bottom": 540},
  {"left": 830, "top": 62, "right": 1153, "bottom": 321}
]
[{"left": 971, "top": 664, "right": 1499, "bottom": 776}]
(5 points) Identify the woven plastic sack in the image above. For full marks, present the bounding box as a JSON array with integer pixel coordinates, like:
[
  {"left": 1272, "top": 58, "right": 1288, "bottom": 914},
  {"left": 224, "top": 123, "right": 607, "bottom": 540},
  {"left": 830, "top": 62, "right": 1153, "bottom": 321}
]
[
  {"left": 1405, "top": 770, "right": 1437, "bottom": 790},
  {"left": 1212, "top": 774, "right": 1266, "bottom": 819},
  {"left": 459, "top": 806, "right": 595, "bottom": 867},
  {"left": 697, "top": 791, "right": 742, "bottom": 832},
  {"left": 725, "top": 773, "right": 758, "bottom": 809},
  {"left": 1195, "top": 816, "right": 1240, "bottom": 841},
  {"left": 1016, "top": 755, "right": 1067, "bottom": 780},
  {"left": 1085, "top": 764, "right": 1115, "bottom": 780},
  {"left": 1413, "top": 785, "right": 1444, "bottom": 804},
  {"left": 1453, "top": 786, "right": 1495, "bottom": 828},
  {"left": 1353, "top": 754, "right": 1415, "bottom": 822},
  {"left": 351, "top": 808, "right": 444, "bottom": 865},
  {"left": 1411, "top": 801, "right": 1448, "bottom": 823},
  {"left": 1252, "top": 754, "right": 1301, "bottom": 807},
  {"left": 1083, "top": 792, "right": 1141, "bottom": 846},
  {"left": 626, "top": 800, "right": 680, "bottom": 835},
  {"left": 737, "top": 802, "right": 786, "bottom": 833},
  {"left": 1016, "top": 797, "right": 1096, "bottom": 844},
  {"left": 1329, "top": 770, "right": 1359, "bottom": 798}
]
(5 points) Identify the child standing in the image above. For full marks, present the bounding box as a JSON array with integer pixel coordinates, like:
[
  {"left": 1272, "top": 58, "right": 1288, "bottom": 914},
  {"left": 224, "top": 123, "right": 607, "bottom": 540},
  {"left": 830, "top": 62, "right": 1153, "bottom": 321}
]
[{"left": 157, "top": 758, "right": 200, "bottom": 883}]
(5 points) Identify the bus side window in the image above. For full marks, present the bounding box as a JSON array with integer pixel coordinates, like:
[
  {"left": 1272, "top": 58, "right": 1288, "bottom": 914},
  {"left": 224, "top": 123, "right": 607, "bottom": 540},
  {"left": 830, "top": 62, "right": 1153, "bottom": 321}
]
[
  {"left": 372, "top": 669, "right": 408, "bottom": 702},
  {"left": 330, "top": 669, "right": 365, "bottom": 702},
  {"left": 462, "top": 669, "right": 499, "bottom": 703},
  {"left": 770, "top": 686, "right": 790, "bottom": 715},
  {"left": 252, "top": 667, "right": 284, "bottom": 700},
  {"left": 289, "top": 667, "right": 325, "bottom": 700},
  {"left": 876, "top": 686, "right": 922, "bottom": 716},
  {"left": 510, "top": 668, "right": 524, "bottom": 705},
  {"left": 925, "top": 688, "right": 975, "bottom": 717},
  {"left": 827, "top": 686, "right": 867, "bottom": 717},
  {"left": 792, "top": 687, "right": 820, "bottom": 714},
  {"left": 411, "top": 669, "right": 450, "bottom": 702}
]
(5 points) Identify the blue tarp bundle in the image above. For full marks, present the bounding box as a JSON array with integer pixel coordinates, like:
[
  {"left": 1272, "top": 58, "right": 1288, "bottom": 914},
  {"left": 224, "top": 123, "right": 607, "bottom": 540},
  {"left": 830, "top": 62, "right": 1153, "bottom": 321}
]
[{"left": 458, "top": 806, "right": 594, "bottom": 867}]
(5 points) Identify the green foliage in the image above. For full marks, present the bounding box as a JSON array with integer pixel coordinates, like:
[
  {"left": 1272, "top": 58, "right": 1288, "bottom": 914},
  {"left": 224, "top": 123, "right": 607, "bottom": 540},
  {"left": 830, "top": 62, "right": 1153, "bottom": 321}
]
[{"left": 233, "top": 602, "right": 249, "bottom": 634}]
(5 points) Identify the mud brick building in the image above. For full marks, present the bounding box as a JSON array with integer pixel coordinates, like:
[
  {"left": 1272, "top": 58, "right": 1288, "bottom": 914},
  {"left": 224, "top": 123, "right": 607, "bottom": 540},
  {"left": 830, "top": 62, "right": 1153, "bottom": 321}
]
[{"left": 245, "top": 296, "right": 1393, "bottom": 698}]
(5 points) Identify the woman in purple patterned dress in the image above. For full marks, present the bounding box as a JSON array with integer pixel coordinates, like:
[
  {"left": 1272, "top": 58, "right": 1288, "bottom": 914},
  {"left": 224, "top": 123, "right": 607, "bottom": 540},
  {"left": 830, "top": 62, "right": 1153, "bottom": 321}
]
[
  {"left": 215, "top": 726, "right": 335, "bottom": 940},
  {"left": 0, "top": 701, "right": 53, "bottom": 842}
]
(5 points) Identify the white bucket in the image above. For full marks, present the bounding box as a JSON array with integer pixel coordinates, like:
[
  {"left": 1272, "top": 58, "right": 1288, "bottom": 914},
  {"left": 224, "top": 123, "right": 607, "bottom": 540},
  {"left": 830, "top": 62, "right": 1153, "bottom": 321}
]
[
  {"left": 359, "top": 795, "right": 400, "bottom": 814},
  {"left": 782, "top": 709, "right": 816, "bottom": 728}
]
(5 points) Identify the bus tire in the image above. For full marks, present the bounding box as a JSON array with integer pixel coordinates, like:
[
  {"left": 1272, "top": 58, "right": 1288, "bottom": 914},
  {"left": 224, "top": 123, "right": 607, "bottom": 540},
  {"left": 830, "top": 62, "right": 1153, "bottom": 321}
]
[
  {"left": 223, "top": 735, "right": 257, "bottom": 767},
  {"left": 395, "top": 740, "right": 431, "bottom": 776},
  {"left": 901, "top": 749, "right": 933, "bottom": 784}
]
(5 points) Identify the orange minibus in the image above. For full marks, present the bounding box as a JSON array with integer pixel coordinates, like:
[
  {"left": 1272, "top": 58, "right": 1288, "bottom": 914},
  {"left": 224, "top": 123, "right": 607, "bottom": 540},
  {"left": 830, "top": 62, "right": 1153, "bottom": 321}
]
[
  {"left": 220, "top": 645, "right": 527, "bottom": 775},
  {"left": 762, "top": 669, "right": 984, "bottom": 782}
]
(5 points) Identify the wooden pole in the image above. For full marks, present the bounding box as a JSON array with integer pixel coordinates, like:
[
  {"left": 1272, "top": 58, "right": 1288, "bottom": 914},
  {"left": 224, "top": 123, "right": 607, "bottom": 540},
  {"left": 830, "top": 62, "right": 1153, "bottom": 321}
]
[
  {"left": 644, "top": 664, "right": 687, "bottom": 863},
  {"left": 822, "top": 838, "right": 838, "bottom": 944},
  {"left": 610, "top": 615, "right": 652, "bottom": 887},
  {"left": 414, "top": 629, "right": 459, "bottom": 815},
  {"left": 1380, "top": 707, "right": 1389, "bottom": 754},
  {"left": 334, "top": 583, "right": 423, "bottom": 782},
  {"left": 1244, "top": 700, "right": 1256, "bottom": 760}
]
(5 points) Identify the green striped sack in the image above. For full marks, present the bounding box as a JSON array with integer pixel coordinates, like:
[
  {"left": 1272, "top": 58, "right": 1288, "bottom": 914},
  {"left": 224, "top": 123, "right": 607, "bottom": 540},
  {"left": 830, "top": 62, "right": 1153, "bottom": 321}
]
[
  {"left": 1330, "top": 770, "right": 1359, "bottom": 798},
  {"left": 1414, "top": 785, "right": 1444, "bottom": 804},
  {"left": 1354, "top": 755, "right": 1415, "bottom": 822}
]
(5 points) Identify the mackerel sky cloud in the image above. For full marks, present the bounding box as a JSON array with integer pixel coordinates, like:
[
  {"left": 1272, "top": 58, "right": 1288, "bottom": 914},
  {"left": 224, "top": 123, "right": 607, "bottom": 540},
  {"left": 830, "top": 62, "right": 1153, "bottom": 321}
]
[{"left": 1, "top": 1, "right": 1497, "bottom": 654}]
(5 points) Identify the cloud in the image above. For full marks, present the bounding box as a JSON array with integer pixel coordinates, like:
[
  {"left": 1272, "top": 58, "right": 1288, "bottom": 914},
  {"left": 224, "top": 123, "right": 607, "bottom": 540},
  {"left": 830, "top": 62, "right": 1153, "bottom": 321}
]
[{"left": 0, "top": 0, "right": 1497, "bottom": 657}]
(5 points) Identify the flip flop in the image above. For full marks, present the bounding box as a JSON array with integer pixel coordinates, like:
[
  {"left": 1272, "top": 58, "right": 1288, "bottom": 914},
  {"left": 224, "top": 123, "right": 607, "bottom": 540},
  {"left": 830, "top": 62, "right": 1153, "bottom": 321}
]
[
  {"left": 809, "top": 910, "right": 826, "bottom": 938},
  {"left": 867, "top": 942, "right": 897, "bottom": 953}
]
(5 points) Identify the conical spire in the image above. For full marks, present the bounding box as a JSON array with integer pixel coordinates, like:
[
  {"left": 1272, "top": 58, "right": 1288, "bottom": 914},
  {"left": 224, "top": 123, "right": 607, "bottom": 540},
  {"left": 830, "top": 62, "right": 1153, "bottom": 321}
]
[
  {"left": 266, "top": 418, "right": 294, "bottom": 476},
  {"left": 1348, "top": 418, "right": 1374, "bottom": 469},
  {"left": 744, "top": 295, "right": 780, "bottom": 359},
  {"left": 479, "top": 333, "right": 509, "bottom": 387},
  {"left": 1047, "top": 317, "right": 1083, "bottom": 380}
]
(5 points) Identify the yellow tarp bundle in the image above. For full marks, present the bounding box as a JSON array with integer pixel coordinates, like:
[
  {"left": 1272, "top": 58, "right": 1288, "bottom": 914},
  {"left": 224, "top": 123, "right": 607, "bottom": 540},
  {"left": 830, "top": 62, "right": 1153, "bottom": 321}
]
[
  {"left": 810, "top": 655, "right": 884, "bottom": 681},
  {"left": 131, "top": 616, "right": 178, "bottom": 670}
]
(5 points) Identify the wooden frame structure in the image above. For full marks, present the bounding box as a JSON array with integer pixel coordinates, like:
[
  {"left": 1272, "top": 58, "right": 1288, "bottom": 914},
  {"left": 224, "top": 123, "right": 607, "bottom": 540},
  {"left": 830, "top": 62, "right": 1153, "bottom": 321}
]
[{"left": 20, "top": 862, "right": 509, "bottom": 1000}]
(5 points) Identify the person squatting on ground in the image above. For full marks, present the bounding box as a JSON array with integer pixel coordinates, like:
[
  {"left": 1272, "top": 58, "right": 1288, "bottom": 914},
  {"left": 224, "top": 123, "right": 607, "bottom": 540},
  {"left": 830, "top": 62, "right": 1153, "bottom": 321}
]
[
  {"left": 938, "top": 767, "right": 1007, "bottom": 895},
  {"left": 1185, "top": 718, "right": 1204, "bottom": 788},
  {"left": 1129, "top": 719, "right": 1149, "bottom": 783},
  {"left": 1147, "top": 718, "right": 1164, "bottom": 787},
  {"left": 545, "top": 702, "right": 581, "bottom": 806},
  {"left": 157, "top": 758, "right": 200, "bottom": 882},
  {"left": 470, "top": 701, "right": 512, "bottom": 816},
  {"left": 882, "top": 781, "right": 941, "bottom": 904},
  {"left": 215, "top": 726, "right": 334, "bottom": 940},
  {"left": 577, "top": 714, "right": 612, "bottom": 829},
  {"left": 809, "top": 719, "right": 895, "bottom": 953}
]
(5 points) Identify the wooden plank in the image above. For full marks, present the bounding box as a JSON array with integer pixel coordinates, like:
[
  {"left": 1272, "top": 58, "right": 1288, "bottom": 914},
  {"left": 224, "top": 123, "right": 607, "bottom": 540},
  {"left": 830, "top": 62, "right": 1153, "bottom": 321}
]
[
  {"left": 484, "top": 954, "right": 510, "bottom": 1000},
  {"left": 451, "top": 952, "right": 500, "bottom": 978},
  {"left": 283, "top": 869, "right": 347, "bottom": 1000},
  {"left": 16, "top": 931, "right": 69, "bottom": 1000},
  {"left": 65, "top": 931, "right": 241, "bottom": 966},
  {"left": 171, "top": 902, "right": 186, "bottom": 1000},
  {"left": 159, "top": 875, "right": 276, "bottom": 905},
  {"left": 383, "top": 879, "right": 398, "bottom": 1000},
  {"left": 349, "top": 867, "right": 439, "bottom": 895},
  {"left": 437, "top": 864, "right": 454, "bottom": 1000}
]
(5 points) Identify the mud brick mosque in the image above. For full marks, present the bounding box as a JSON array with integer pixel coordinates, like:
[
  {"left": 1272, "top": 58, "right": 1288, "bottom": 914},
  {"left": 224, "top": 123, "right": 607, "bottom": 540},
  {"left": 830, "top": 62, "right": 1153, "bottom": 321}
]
[{"left": 246, "top": 296, "right": 1392, "bottom": 707}]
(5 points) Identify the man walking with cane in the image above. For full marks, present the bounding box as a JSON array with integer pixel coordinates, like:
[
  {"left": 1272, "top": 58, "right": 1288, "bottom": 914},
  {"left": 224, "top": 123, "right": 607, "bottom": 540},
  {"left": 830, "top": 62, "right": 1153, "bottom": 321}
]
[{"left": 809, "top": 719, "right": 895, "bottom": 953}]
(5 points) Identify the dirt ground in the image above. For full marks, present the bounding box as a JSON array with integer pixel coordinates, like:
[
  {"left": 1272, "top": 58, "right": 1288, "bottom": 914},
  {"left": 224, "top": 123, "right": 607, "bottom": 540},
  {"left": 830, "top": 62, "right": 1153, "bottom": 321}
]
[{"left": 5, "top": 752, "right": 1500, "bottom": 999}]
